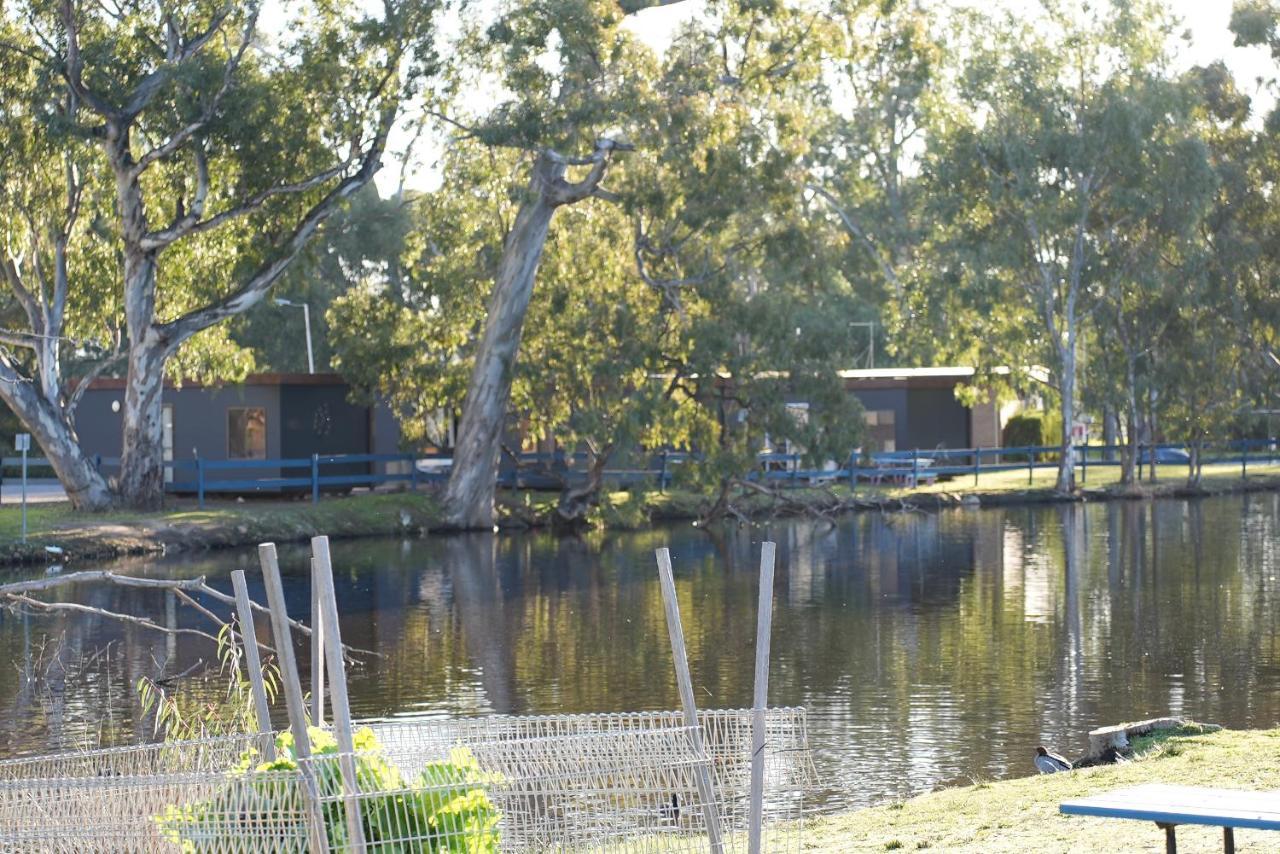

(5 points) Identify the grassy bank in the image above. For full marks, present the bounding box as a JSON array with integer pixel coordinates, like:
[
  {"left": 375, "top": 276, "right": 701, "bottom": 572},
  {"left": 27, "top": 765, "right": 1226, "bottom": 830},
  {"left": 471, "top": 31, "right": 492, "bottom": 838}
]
[
  {"left": 0, "top": 492, "right": 441, "bottom": 567},
  {"left": 3, "top": 460, "right": 1280, "bottom": 568},
  {"left": 803, "top": 725, "right": 1280, "bottom": 852}
]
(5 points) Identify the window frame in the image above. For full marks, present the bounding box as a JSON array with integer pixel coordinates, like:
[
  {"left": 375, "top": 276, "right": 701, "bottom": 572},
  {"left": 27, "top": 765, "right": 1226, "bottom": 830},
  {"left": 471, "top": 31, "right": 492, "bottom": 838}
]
[{"left": 226, "top": 406, "right": 268, "bottom": 461}]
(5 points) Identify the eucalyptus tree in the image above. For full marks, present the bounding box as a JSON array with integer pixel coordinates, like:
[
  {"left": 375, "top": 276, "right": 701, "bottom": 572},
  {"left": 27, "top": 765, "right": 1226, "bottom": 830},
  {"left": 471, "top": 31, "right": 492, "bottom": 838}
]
[
  {"left": 428, "top": 0, "right": 663, "bottom": 529},
  {"left": 916, "top": 1, "right": 1179, "bottom": 494},
  {"left": 0, "top": 0, "right": 439, "bottom": 509},
  {"left": 804, "top": 0, "right": 940, "bottom": 322}
]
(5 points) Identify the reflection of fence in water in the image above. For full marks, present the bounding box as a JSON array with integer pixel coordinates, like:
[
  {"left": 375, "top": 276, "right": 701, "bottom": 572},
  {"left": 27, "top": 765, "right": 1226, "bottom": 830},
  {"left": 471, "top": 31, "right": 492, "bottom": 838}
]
[{"left": 0, "top": 707, "right": 812, "bottom": 852}]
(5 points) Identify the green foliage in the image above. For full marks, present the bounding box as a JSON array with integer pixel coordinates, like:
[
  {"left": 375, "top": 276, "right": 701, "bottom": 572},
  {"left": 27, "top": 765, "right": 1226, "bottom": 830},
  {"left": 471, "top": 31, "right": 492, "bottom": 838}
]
[
  {"left": 137, "top": 626, "right": 280, "bottom": 742},
  {"left": 1001, "top": 413, "right": 1047, "bottom": 449},
  {"left": 156, "top": 727, "right": 501, "bottom": 852}
]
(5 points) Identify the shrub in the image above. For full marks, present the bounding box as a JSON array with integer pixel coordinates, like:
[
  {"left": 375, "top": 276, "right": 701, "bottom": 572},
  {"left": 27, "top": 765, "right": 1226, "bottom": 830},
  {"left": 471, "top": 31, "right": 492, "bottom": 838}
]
[{"left": 157, "top": 726, "right": 501, "bottom": 852}]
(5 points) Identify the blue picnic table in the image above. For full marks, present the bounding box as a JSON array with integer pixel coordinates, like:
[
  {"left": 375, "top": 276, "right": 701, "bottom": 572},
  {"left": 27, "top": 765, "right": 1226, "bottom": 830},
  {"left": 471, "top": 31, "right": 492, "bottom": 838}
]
[{"left": 1060, "top": 783, "right": 1280, "bottom": 853}]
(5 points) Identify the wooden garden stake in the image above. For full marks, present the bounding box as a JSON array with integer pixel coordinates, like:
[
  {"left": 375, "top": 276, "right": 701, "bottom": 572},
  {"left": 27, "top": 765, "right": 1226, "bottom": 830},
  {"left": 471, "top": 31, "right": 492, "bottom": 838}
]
[
  {"left": 748, "top": 541, "right": 776, "bottom": 854},
  {"left": 230, "top": 570, "right": 275, "bottom": 762},
  {"left": 655, "top": 547, "right": 725, "bottom": 854},
  {"left": 258, "top": 542, "right": 328, "bottom": 854},
  {"left": 312, "top": 535, "right": 367, "bottom": 853}
]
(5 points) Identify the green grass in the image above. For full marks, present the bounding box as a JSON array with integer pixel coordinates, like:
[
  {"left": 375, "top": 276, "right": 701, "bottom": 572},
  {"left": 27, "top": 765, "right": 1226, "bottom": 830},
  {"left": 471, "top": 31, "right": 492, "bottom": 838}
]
[
  {"left": 858, "top": 459, "right": 1280, "bottom": 499},
  {"left": 802, "top": 726, "right": 1280, "bottom": 852},
  {"left": 0, "top": 491, "right": 441, "bottom": 564}
]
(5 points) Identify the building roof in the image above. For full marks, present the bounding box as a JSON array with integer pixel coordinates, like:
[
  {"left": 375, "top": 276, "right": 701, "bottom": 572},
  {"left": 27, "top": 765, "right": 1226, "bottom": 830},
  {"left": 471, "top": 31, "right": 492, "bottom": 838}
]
[
  {"left": 836, "top": 367, "right": 976, "bottom": 380},
  {"left": 86, "top": 372, "right": 350, "bottom": 390}
]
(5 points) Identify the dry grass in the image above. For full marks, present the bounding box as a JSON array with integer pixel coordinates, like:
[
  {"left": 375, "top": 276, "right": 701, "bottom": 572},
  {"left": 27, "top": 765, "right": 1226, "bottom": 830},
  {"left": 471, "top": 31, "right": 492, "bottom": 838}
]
[{"left": 802, "top": 726, "right": 1280, "bottom": 852}]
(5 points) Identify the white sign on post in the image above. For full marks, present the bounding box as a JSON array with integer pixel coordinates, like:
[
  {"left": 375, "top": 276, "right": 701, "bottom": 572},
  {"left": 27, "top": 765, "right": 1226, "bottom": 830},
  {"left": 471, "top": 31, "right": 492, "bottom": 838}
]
[{"left": 15, "top": 433, "right": 29, "bottom": 451}]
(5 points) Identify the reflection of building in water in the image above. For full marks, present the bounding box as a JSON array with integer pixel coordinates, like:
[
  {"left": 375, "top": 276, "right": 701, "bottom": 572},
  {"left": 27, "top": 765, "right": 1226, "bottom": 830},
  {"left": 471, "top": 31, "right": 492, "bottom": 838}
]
[
  {"left": 784, "top": 523, "right": 825, "bottom": 605},
  {"left": 998, "top": 521, "right": 1058, "bottom": 625}
]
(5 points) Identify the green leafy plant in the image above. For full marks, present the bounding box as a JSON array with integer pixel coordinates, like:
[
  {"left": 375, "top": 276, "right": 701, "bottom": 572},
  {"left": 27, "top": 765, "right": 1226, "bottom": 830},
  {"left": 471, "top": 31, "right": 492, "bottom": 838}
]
[
  {"left": 157, "top": 726, "right": 501, "bottom": 852},
  {"left": 137, "top": 625, "right": 281, "bottom": 742}
]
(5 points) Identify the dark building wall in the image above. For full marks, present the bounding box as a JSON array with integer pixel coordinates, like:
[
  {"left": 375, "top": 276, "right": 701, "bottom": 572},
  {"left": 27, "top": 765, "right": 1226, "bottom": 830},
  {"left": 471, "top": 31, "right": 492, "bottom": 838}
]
[
  {"left": 847, "top": 384, "right": 970, "bottom": 451},
  {"left": 75, "top": 384, "right": 283, "bottom": 481},
  {"left": 280, "top": 384, "right": 372, "bottom": 478},
  {"left": 279, "top": 384, "right": 371, "bottom": 459},
  {"left": 905, "top": 387, "right": 970, "bottom": 450}
]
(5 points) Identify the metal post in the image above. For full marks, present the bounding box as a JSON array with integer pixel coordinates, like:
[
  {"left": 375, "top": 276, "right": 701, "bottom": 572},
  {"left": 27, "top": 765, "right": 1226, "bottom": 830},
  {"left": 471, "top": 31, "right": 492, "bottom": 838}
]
[
  {"left": 1081, "top": 442, "right": 1088, "bottom": 484},
  {"left": 1028, "top": 447, "right": 1034, "bottom": 485},
  {"left": 230, "top": 570, "right": 276, "bottom": 761},
  {"left": 196, "top": 455, "right": 205, "bottom": 510},
  {"left": 748, "top": 542, "right": 776, "bottom": 854},
  {"left": 654, "top": 548, "right": 725, "bottom": 854},
  {"left": 311, "top": 453, "right": 320, "bottom": 505},
  {"left": 659, "top": 451, "right": 668, "bottom": 493},
  {"left": 20, "top": 443, "right": 28, "bottom": 543},
  {"left": 409, "top": 454, "right": 418, "bottom": 491},
  {"left": 1241, "top": 440, "right": 1247, "bottom": 480},
  {"left": 302, "top": 303, "right": 315, "bottom": 375},
  {"left": 912, "top": 448, "right": 919, "bottom": 488},
  {"left": 973, "top": 448, "right": 981, "bottom": 487}
]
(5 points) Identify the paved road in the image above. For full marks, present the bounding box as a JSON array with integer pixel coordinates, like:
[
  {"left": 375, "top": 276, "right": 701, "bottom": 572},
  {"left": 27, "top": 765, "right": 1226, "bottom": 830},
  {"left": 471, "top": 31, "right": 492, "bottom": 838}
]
[{"left": 0, "top": 479, "right": 68, "bottom": 505}]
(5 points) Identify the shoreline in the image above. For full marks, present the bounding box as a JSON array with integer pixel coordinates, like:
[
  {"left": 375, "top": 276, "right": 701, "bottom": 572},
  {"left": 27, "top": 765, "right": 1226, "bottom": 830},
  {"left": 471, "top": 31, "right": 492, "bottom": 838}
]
[
  {"left": 1, "top": 473, "right": 1279, "bottom": 571},
  {"left": 803, "top": 724, "right": 1279, "bottom": 852}
]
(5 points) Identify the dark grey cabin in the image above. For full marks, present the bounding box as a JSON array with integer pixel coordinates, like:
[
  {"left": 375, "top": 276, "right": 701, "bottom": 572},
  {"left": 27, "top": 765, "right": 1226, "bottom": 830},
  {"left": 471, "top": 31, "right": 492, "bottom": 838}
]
[{"left": 76, "top": 373, "right": 400, "bottom": 486}]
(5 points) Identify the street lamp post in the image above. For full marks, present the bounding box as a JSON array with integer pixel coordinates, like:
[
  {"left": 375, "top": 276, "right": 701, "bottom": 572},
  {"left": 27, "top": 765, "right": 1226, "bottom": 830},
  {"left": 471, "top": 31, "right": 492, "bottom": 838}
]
[{"left": 274, "top": 297, "right": 315, "bottom": 374}]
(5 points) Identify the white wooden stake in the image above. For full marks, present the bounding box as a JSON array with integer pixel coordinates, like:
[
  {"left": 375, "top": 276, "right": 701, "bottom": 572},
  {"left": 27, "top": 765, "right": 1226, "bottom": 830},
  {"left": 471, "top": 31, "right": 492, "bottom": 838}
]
[
  {"left": 312, "top": 535, "right": 367, "bottom": 853},
  {"left": 311, "top": 557, "right": 325, "bottom": 726},
  {"left": 230, "top": 570, "right": 275, "bottom": 762},
  {"left": 748, "top": 541, "right": 776, "bottom": 854},
  {"left": 655, "top": 547, "right": 725, "bottom": 854},
  {"left": 257, "top": 543, "right": 328, "bottom": 854}
]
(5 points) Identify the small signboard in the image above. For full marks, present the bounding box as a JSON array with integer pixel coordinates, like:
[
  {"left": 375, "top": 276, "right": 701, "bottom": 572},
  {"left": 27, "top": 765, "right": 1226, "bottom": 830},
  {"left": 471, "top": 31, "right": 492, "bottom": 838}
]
[{"left": 15, "top": 433, "right": 29, "bottom": 452}]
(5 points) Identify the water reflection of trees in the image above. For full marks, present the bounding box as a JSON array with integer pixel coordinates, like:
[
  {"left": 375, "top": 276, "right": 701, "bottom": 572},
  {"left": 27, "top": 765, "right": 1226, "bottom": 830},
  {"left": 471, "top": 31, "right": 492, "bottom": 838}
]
[{"left": 1, "top": 497, "right": 1278, "bottom": 810}]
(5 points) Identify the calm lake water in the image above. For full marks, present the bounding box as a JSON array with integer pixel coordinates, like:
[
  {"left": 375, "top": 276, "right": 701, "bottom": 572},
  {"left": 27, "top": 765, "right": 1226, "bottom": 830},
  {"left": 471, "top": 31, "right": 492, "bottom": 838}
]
[{"left": 2, "top": 494, "right": 1279, "bottom": 812}]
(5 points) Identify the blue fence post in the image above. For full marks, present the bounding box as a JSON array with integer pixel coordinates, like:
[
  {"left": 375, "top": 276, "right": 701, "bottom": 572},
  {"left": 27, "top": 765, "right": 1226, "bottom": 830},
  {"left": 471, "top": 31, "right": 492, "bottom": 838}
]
[
  {"left": 912, "top": 449, "right": 919, "bottom": 488},
  {"left": 94, "top": 454, "right": 102, "bottom": 472},
  {"left": 196, "top": 455, "right": 205, "bottom": 510},
  {"left": 973, "top": 448, "right": 981, "bottom": 487},
  {"left": 849, "top": 451, "right": 857, "bottom": 488},
  {"left": 1241, "top": 440, "right": 1247, "bottom": 480},
  {"left": 1080, "top": 443, "right": 1087, "bottom": 484},
  {"left": 311, "top": 453, "right": 320, "bottom": 504},
  {"left": 409, "top": 454, "right": 418, "bottom": 491},
  {"left": 1028, "top": 448, "right": 1034, "bottom": 485},
  {"left": 659, "top": 451, "right": 668, "bottom": 493}
]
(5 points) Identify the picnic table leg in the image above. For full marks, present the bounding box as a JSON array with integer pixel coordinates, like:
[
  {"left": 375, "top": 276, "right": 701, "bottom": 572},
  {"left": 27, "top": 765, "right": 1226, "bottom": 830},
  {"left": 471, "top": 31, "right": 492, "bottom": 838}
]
[
  {"left": 1157, "top": 822, "right": 1177, "bottom": 854},
  {"left": 1223, "top": 826, "right": 1234, "bottom": 854}
]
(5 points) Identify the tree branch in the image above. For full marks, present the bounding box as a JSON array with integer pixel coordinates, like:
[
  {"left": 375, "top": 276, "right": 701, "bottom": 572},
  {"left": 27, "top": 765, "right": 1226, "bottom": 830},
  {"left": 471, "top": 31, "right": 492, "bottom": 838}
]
[
  {"left": 158, "top": 119, "right": 391, "bottom": 346},
  {"left": 806, "top": 182, "right": 901, "bottom": 298},
  {"left": 141, "top": 152, "right": 349, "bottom": 250},
  {"left": 132, "top": 4, "right": 260, "bottom": 175}
]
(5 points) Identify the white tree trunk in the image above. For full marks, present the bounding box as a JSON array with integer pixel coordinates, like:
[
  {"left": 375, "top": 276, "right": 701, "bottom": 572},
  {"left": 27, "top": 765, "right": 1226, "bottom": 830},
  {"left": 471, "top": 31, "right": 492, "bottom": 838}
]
[
  {"left": 443, "top": 171, "right": 559, "bottom": 529},
  {"left": 442, "top": 145, "right": 623, "bottom": 529},
  {"left": 0, "top": 373, "right": 113, "bottom": 510}
]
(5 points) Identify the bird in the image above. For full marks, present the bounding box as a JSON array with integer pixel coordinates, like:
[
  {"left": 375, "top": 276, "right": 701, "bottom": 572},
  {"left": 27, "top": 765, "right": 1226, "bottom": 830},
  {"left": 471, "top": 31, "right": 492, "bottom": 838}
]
[
  {"left": 659, "top": 793, "right": 680, "bottom": 823},
  {"left": 1035, "top": 745, "right": 1073, "bottom": 774}
]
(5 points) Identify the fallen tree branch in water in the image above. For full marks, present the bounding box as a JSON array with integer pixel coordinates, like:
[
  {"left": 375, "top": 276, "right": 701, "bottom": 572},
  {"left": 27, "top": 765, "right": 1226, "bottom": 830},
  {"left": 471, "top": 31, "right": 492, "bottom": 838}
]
[{"left": 0, "top": 569, "right": 377, "bottom": 658}]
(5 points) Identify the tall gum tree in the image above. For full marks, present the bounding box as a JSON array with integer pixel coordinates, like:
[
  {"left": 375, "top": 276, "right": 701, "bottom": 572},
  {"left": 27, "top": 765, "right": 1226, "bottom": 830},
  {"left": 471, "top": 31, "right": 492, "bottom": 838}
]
[
  {"left": 918, "top": 1, "right": 1179, "bottom": 494},
  {"left": 434, "top": 0, "right": 660, "bottom": 529},
  {"left": 0, "top": 0, "right": 439, "bottom": 509}
]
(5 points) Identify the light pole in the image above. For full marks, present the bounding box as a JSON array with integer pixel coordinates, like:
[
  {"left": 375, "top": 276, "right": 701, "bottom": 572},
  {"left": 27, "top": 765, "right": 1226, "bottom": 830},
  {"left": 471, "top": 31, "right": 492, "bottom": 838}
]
[{"left": 274, "top": 297, "right": 315, "bottom": 374}]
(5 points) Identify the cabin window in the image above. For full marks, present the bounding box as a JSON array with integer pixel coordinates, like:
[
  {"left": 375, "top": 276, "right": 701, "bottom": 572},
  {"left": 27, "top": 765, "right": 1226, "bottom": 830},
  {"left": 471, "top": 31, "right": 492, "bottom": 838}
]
[
  {"left": 864, "top": 409, "right": 896, "bottom": 453},
  {"left": 228, "top": 407, "right": 267, "bottom": 460}
]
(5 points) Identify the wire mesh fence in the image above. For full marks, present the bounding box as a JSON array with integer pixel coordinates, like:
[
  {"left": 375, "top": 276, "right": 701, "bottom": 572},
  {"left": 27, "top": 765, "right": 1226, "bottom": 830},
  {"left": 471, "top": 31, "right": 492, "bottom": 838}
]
[{"left": 0, "top": 707, "right": 813, "bottom": 852}]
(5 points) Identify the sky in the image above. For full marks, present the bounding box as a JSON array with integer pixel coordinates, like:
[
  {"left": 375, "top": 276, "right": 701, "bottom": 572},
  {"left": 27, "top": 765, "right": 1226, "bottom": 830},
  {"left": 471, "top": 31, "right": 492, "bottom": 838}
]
[{"left": 381, "top": 0, "right": 1278, "bottom": 193}]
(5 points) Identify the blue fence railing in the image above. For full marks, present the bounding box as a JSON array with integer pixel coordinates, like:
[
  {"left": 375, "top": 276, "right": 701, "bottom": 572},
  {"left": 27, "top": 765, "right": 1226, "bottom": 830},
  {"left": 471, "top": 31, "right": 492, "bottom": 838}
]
[{"left": 4, "top": 439, "right": 1278, "bottom": 505}]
